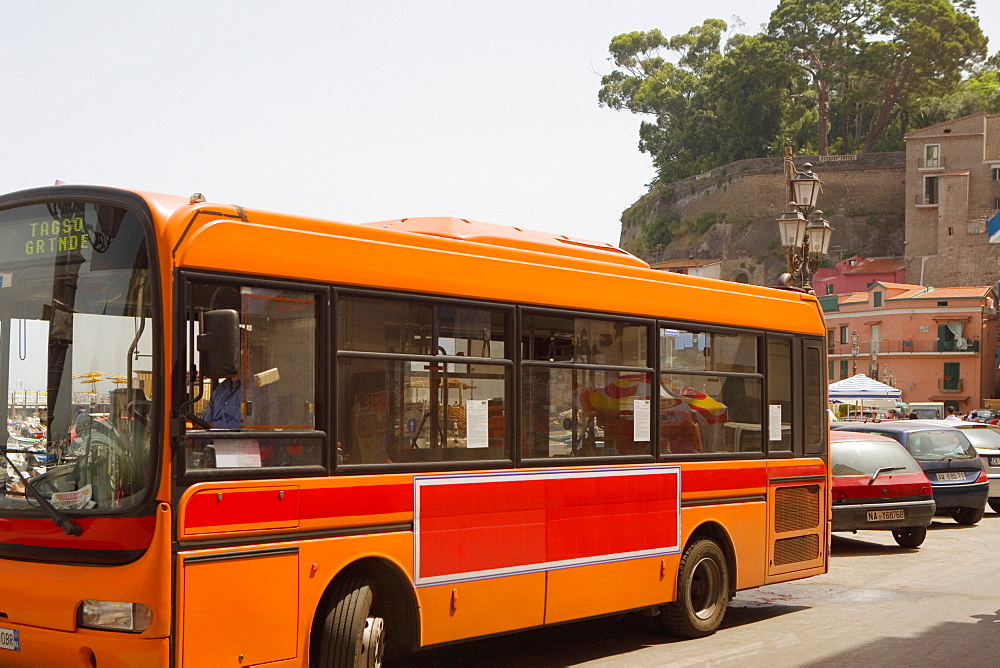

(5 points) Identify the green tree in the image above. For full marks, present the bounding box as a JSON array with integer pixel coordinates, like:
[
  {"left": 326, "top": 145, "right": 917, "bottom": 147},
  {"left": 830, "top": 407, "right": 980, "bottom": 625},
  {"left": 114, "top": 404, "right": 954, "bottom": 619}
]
[
  {"left": 599, "top": 21, "right": 795, "bottom": 182},
  {"left": 768, "top": 0, "right": 870, "bottom": 156},
  {"left": 858, "top": 0, "right": 988, "bottom": 152},
  {"left": 599, "top": 20, "right": 728, "bottom": 181}
]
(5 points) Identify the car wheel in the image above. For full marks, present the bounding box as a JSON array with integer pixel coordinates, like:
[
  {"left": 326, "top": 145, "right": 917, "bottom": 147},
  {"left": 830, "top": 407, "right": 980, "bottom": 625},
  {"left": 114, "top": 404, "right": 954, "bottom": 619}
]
[
  {"left": 315, "top": 577, "right": 385, "bottom": 668},
  {"left": 988, "top": 499, "right": 1000, "bottom": 514},
  {"left": 891, "top": 526, "right": 926, "bottom": 548},
  {"left": 658, "top": 539, "right": 729, "bottom": 638},
  {"left": 951, "top": 506, "right": 985, "bottom": 525}
]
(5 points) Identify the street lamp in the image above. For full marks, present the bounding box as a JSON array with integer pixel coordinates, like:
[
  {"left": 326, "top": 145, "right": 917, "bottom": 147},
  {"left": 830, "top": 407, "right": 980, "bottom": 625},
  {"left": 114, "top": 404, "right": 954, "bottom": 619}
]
[{"left": 776, "top": 148, "right": 835, "bottom": 292}]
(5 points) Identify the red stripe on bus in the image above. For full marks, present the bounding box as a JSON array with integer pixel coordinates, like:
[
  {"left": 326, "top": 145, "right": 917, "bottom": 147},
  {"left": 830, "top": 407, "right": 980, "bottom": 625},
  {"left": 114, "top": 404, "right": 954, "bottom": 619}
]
[
  {"left": 681, "top": 465, "right": 767, "bottom": 493},
  {"left": 298, "top": 484, "right": 413, "bottom": 520},
  {"left": 183, "top": 484, "right": 413, "bottom": 528},
  {"left": 184, "top": 488, "right": 300, "bottom": 528},
  {"left": 0, "top": 514, "right": 156, "bottom": 550},
  {"left": 417, "top": 469, "right": 680, "bottom": 579}
]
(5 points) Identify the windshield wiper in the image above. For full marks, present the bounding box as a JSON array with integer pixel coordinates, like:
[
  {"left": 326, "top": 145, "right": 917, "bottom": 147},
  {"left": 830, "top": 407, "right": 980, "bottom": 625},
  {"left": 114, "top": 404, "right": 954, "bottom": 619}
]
[
  {"left": 869, "top": 466, "right": 905, "bottom": 485},
  {"left": 0, "top": 448, "right": 82, "bottom": 536}
]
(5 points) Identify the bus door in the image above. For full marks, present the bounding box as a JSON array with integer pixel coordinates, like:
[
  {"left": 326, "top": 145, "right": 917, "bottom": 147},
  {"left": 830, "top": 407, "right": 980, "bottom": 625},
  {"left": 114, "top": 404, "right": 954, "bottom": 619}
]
[{"left": 765, "top": 336, "right": 828, "bottom": 578}]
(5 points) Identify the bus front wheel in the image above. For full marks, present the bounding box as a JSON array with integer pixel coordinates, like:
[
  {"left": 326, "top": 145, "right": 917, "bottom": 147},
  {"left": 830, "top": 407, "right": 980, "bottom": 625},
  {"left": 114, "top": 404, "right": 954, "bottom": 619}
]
[
  {"left": 658, "top": 539, "right": 729, "bottom": 638},
  {"left": 316, "top": 577, "right": 385, "bottom": 668}
]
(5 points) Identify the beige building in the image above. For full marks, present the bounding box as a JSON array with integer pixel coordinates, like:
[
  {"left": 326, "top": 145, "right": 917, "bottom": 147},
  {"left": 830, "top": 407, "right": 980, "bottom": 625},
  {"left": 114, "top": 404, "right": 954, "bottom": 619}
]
[{"left": 904, "top": 112, "right": 1000, "bottom": 288}]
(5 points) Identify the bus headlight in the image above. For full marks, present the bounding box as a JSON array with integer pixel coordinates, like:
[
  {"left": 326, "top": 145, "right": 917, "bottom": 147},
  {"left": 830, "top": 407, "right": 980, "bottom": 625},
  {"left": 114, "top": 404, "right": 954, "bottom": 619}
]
[{"left": 78, "top": 600, "right": 153, "bottom": 632}]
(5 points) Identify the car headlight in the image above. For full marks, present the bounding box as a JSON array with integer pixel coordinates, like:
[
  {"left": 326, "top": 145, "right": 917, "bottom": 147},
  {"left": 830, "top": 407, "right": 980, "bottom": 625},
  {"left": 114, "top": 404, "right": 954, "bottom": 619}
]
[{"left": 78, "top": 600, "right": 153, "bottom": 632}]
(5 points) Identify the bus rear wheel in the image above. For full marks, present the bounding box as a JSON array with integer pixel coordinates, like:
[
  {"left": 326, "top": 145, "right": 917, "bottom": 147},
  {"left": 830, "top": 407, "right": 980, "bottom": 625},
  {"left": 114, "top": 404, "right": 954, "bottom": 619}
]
[
  {"left": 658, "top": 539, "right": 729, "bottom": 638},
  {"left": 316, "top": 577, "right": 385, "bottom": 668}
]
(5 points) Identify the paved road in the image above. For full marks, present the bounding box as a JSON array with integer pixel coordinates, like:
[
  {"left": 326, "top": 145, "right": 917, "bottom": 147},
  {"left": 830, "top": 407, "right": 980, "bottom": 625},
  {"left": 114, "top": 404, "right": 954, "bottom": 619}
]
[{"left": 408, "top": 509, "right": 1000, "bottom": 667}]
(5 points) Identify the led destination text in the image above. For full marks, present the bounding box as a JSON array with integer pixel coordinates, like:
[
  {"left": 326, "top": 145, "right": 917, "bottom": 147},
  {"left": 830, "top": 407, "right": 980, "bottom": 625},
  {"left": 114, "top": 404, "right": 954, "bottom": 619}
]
[{"left": 25, "top": 217, "right": 90, "bottom": 256}]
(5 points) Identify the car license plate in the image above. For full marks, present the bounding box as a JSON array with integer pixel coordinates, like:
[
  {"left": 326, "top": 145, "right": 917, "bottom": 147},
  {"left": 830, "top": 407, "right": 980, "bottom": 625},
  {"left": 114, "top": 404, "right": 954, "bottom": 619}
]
[
  {"left": 990, "top": 457, "right": 1000, "bottom": 467},
  {"left": 0, "top": 627, "right": 19, "bottom": 651},
  {"left": 867, "top": 509, "right": 905, "bottom": 521},
  {"left": 937, "top": 471, "right": 966, "bottom": 481}
]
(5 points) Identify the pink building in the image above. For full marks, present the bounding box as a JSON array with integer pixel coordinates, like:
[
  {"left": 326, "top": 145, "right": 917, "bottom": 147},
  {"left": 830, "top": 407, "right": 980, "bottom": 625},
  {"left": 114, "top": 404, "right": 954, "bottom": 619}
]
[
  {"left": 820, "top": 281, "right": 998, "bottom": 413},
  {"left": 813, "top": 256, "right": 905, "bottom": 296}
]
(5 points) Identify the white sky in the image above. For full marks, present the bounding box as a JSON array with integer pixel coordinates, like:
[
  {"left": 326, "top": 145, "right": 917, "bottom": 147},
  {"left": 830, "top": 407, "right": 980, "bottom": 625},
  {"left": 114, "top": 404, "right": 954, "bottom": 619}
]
[{"left": 2, "top": 1, "right": 998, "bottom": 245}]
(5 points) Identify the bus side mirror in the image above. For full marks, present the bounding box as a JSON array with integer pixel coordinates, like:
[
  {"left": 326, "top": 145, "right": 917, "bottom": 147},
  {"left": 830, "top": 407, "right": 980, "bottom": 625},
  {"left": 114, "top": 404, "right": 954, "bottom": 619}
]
[{"left": 198, "top": 309, "right": 240, "bottom": 378}]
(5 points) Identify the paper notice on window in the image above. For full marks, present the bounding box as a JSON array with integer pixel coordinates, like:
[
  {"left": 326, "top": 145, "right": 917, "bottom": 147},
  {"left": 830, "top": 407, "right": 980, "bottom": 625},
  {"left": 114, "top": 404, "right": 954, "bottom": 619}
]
[
  {"left": 769, "top": 405, "right": 783, "bottom": 441},
  {"left": 466, "top": 399, "right": 489, "bottom": 448},
  {"left": 633, "top": 399, "right": 651, "bottom": 442},
  {"left": 50, "top": 484, "right": 94, "bottom": 510},
  {"left": 215, "top": 439, "right": 262, "bottom": 467}
]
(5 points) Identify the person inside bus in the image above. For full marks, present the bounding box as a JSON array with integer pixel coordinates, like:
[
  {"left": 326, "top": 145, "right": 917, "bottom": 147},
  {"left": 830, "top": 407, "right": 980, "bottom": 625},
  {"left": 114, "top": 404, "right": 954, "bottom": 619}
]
[{"left": 203, "top": 372, "right": 243, "bottom": 429}]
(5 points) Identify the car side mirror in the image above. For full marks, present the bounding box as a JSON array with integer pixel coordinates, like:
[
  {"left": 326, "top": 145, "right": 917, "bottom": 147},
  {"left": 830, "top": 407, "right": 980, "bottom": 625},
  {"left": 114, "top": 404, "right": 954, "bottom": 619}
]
[{"left": 198, "top": 309, "right": 240, "bottom": 378}]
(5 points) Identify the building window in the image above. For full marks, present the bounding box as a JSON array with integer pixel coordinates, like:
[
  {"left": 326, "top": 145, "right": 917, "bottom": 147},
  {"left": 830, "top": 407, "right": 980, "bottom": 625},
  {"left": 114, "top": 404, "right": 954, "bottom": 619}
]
[
  {"left": 839, "top": 360, "right": 848, "bottom": 379},
  {"left": 828, "top": 360, "right": 834, "bottom": 380},
  {"left": 839, "top": 326, "right": 848, "bottom": 344},
  {"left": 968, "top": 221, "right": 983, "bottom": 235},
  {"left": 826, "top": 284, "right": 834, "bottom": 295},
  {"left": 992, "top": 166, "right": 1000, "bottom": 180},
  {"left": 995, "top": 197, "right": 1000, "bottom": 211},
  {"left": 923, "top": 175, "right": 939, "bottom": 204},
  {"left": 924, "top": 144, "right": 940, "bottom": 168},
  {"left": 943, "top": 362, "right": 960, "bottom": 391},
  {"left": 874, "top": 292, "right": 882, "bottom": 307}
]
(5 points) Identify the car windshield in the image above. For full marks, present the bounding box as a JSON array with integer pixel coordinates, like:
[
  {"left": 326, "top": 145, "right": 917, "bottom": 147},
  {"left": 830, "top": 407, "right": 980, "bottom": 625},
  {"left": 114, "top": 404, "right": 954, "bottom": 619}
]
[
  {"left": 904, "top": 429, "right": 976, "bottom": 461},
  {"left": 0, "top": 200, "right": 156, "bottom": 515},
  {"left": 831, "top": 439, "right": 921, "bottom": 476},
  {"left": 954, "top": 425, "right": 1000, "bottom": 449}
]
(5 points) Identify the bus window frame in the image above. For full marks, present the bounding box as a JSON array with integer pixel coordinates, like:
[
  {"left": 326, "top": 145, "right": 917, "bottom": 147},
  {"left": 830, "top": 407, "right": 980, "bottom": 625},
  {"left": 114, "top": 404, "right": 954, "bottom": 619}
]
[
  {"left": 173, "top": 270, "right": 330, "bottom": 486},
  {"left": 517, "top": 306, "right": 656, "bottom": 466},
  {"left": 333, "top": 287, "right": 518, "bottom": 474},
  {"left": 655, "top": 320, "right": 767, "bottom": 462}
]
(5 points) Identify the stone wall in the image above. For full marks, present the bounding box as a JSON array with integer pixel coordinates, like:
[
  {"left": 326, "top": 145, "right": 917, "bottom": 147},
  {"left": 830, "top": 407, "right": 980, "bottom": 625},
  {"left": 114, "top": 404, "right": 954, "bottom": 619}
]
[{"left": 621, "top": 152, "right": 907, "bottom": 285}]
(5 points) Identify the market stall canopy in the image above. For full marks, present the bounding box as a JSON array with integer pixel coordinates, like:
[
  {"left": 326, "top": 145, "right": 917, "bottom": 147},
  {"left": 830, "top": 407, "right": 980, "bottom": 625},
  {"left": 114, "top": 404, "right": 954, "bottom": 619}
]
[{"left": 828, "top": 374, "right": 901, "bottom": 405}]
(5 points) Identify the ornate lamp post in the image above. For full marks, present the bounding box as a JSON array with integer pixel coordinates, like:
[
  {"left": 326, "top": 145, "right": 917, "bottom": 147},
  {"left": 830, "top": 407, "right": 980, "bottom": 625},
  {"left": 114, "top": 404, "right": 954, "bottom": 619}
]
[{"left": 776, "top": 148, "right": 835, "bottom": 292}]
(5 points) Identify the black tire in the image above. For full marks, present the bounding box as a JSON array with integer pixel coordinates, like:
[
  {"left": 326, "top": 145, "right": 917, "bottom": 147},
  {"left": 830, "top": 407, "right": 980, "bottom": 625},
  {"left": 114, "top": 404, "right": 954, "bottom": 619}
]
[
  {"left": 891, "top": 525, "right": 927, "bottom": 548},
  {"left": 951, "top": 506, "right": 985, "bottom": 525},
  {"left": 316, "top": 577, "right": 385, "bottom": 668},
  {"left": 658, "top": 539, "right": 730, "bottom": 638},
  {"left": 988, "top": 499, "right": 1000, "bottom": 514}
]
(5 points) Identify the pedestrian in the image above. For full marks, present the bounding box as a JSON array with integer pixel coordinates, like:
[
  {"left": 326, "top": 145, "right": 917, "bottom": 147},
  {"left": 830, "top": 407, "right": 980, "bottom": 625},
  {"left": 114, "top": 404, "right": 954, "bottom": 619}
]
[{"left": 944, "top": 406, "right": 961, "bottom": 421}]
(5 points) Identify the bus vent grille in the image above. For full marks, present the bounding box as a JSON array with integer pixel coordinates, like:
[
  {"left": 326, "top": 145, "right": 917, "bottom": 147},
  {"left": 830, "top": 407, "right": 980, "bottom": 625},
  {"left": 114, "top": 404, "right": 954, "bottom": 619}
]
[
  {"left": 774, "top": 485, "right": 819, "bottom": 533},
  {"left": 774, "top": 534, "right": 820, "bottom": 565}
]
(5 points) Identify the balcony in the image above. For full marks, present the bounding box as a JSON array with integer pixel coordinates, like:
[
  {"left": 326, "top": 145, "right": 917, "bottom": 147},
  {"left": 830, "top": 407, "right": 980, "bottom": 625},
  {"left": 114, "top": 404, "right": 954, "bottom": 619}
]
[
  {"left": 938, "top": 378, "right": 964, "bottom": 392},
  {"left": 937, "top": 339, "right": 979, "bottom": 352},
  {"left": 828, "top": 339, "right": 980, "bottom": 355}
]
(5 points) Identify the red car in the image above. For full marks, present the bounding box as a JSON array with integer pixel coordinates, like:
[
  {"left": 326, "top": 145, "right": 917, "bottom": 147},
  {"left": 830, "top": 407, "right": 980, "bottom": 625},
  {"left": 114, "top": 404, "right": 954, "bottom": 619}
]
[{"left": 830, "top": 431, "right": 936, "bottom": 548}]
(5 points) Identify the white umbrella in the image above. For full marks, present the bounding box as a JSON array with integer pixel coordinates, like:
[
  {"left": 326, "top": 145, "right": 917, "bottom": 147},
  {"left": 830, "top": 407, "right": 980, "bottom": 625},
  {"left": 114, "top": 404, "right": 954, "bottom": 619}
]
[{"left": 829, "top": 374, "right": 901, "bottom": 415}]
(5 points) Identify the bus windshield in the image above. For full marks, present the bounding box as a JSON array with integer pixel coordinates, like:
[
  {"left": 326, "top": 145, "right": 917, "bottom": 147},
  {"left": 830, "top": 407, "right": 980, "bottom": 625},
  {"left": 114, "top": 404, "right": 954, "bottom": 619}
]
[{"left": 0, "top": 201, "right": 155, "bottom": 515}]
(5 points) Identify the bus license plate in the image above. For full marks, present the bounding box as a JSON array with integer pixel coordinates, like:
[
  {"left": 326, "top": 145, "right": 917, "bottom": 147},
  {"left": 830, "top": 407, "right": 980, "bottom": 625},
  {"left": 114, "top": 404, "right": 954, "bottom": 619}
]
[
  {"left": 867, "top": 509, "right": 904, "bottom": 521},
  {"left": 937, "top": 472, "right": 965, "bottom": 481},
  {"left": 0, "top": 627, "right": 19, "bottom": 651}
]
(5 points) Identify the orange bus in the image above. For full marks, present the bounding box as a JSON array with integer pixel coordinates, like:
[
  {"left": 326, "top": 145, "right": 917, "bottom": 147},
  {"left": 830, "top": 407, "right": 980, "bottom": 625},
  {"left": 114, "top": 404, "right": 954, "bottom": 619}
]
[{"left": 0, "top": 185, "right": 829, "bottom": 666}]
